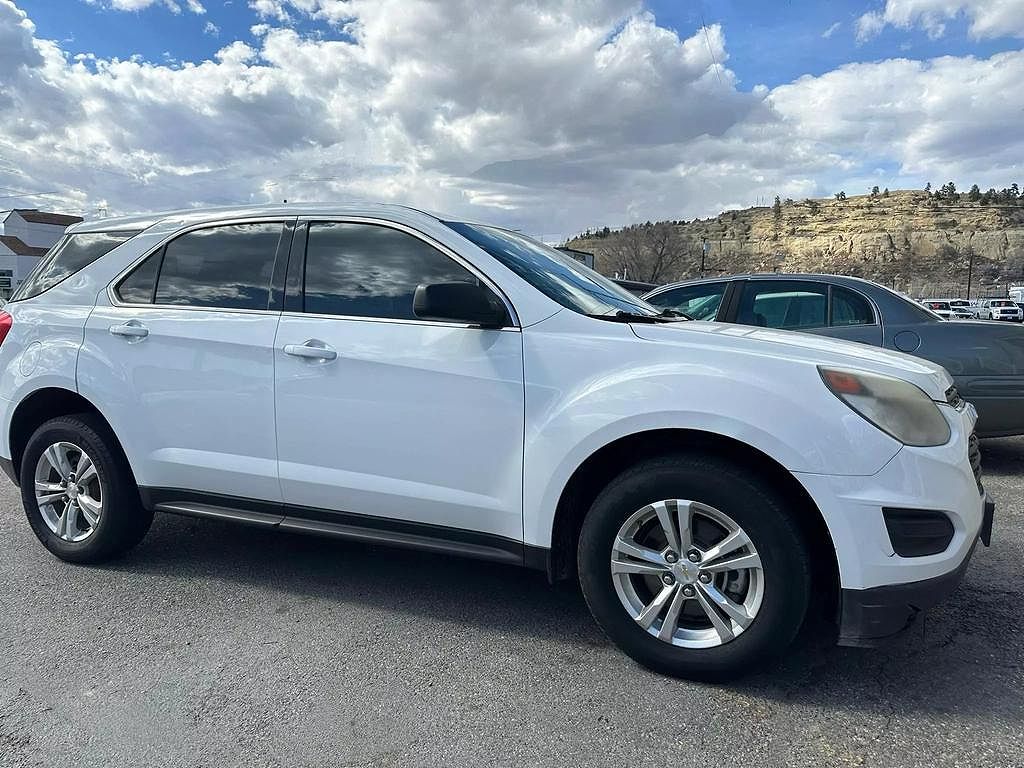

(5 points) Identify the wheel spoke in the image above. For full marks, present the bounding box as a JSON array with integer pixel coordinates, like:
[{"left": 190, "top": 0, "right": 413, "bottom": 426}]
[
  {"left": 44, "top": 444, "right": 72, "bottom": 479},
  {"left": 700, "top": 551, "right": 762, "bottom": 575},
  {"left": 636, "top": 583, "right": 676, "bottom": 629},
  {"left": 698, "top": 582, "right": 753, "bottom": 629},
  {"left": 653, "top": 501, "right": 681, "bottom": 554},
  {"left": 693, "top": 583, "right": 735, "bottom": 642},
  {"left": 610, "top": 559, "right": 667, "bottom": 577},
  {"left": 78, "top": 494, "right": 100, "bottom": 527},
  {"left": 700, "top": 528, "right": 751, "bottom": 566},
  {"left": 613, "top": 537, "right": 667, "bottom": 567},
  {"left": 76, "top": 454, "right": 97, "bottom": 484},
  {"left": 34, "top": 481, "right": 65, "bottom": 506},
  {"left": 57, "top": 501, "right": 76, "bottom": 539},
  {"left": 676, "top": 501, "right": 694, "bottom": 554},
  {"left": 657, "top": 586, "right": 688, "bottom": 641}
]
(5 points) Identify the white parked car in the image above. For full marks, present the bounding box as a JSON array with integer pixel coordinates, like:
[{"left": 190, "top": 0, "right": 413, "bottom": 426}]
[
  {"left": 976, "top": 298, "right": 1023, "bottom": 322},
  {"left": 919, "top": 299, "right": 956, "bottom": 319},
  {"left": 945, "top": 299, "right": 976, "bottom": 320},
  {"left": 0, "top": 204, "right": 994, "bottom": 680}
]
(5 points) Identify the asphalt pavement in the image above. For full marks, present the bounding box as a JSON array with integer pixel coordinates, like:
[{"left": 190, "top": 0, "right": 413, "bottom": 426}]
[{"left": 1, "top": 439, "right": 1022, "bottom": 767}]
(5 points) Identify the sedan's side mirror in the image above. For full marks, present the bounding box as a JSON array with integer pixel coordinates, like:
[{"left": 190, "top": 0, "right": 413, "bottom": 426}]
[{"left": 413, "top": 281, "right": 510, "bottom": 328}]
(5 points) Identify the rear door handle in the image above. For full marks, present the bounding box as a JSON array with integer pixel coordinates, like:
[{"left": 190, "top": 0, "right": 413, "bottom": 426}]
[
  {"left": 109, "top": 321, "right": 149, "bottom": 340},
  {"left": 283, "top": 340, "right": 338, "bottom": 361}
]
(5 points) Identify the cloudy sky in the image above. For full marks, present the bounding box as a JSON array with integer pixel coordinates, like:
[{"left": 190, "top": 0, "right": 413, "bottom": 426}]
[{"left": 1, "top": 0, "right": 1023, "bottom": 241}]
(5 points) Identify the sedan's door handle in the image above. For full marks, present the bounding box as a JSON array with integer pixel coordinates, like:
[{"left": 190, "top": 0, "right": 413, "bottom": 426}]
[
  {"left": 109, "top": 321, "right": 149, "bottom": 339},
  {"left": 283, "top": 340, "right": 338, "bottom": 361}
]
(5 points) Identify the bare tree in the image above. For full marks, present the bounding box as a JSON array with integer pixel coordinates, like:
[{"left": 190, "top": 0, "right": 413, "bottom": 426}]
[{"left": 597, "top": 222, "right": 694, "bottom": 283}]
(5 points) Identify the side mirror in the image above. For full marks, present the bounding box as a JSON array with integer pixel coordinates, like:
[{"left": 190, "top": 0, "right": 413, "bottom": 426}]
[{"left": 413, "top": 281, "right": 509, "bottom": 328}]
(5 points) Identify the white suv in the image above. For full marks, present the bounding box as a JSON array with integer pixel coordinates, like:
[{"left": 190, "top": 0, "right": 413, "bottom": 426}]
[{"left": 0, "top": 204, "right": 994, "bottom": 680}]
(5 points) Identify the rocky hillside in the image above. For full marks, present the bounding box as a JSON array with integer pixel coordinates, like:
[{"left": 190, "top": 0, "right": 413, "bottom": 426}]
[{"left": 568, "top": 190, "right": 1024, "bottom": 296}]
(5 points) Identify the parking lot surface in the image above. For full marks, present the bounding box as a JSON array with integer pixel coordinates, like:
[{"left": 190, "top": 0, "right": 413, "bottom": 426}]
[{"left": 1, "top": 440, "right": 1022, "bottom": 768}]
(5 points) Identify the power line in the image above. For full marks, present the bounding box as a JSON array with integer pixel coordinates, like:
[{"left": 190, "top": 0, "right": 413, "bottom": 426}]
[
  {"left": 699, "top": 5, "right": 724, "bottom": 88},
  {"left": 0, "top": 190, "right": 60, "bottom": 201}
]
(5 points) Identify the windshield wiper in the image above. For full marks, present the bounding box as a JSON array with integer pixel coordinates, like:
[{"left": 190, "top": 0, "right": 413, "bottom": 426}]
[{"left": 587, "top": 310, "right": 688, "bottom": 324}]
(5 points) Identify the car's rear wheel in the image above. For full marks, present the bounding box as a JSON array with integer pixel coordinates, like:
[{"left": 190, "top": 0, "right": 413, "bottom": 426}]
[
  {"left": 20, "top": 414, "right": 152, "bottom": 563},
  {"left": 578, "top": 453, "right": 812, "bottom": 680}
]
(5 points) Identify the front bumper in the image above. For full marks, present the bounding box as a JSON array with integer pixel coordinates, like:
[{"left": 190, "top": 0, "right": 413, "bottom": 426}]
[
  {"left": 837, "top": 493, "right": 994, "bottom": 646},
  {"left": 793, "top": 400, "right": 991, "bottom": 646}
]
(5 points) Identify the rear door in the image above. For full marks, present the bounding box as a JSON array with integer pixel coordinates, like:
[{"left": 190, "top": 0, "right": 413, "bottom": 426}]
[
  {"left": 273, "top": 219, "right": 525, "bottom": 541},
  {"left": 80, "top": 219, "right": 293, "bottom": 503},
  {"left": 731, "top": 280, "right": 883, "bottom": 345}
]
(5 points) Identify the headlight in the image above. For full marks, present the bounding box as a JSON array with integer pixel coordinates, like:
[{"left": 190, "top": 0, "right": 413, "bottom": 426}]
[{"left": 818, "top": 367, "right": 951, "bottom": 447}]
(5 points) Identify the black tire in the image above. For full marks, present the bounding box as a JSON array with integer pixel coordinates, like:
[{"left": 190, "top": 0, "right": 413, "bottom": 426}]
[
  {"left": 20, "top": 413, "right": 152, "bottom": 563},
  {"left": 578, "top": 453, "right": 811, "bottom": 681}
]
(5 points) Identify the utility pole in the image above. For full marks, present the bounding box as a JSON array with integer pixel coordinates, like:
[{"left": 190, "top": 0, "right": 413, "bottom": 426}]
[
  {"left": 966, "top": 247, "right": 975, "bottom": 300},
  {"left": 700, "top": 237, "right": 708, "bottom": 278}
]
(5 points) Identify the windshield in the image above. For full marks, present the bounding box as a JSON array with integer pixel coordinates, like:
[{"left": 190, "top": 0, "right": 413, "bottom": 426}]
[
  {"left": 991, "top": 300, "right": 1015, "bottom": 307},
  {"left": 444, "top": 221, "right": 661, "bottom": 317}
]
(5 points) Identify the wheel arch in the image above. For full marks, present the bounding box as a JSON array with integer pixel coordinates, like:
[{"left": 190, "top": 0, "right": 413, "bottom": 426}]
[
  {"left": 8, "top": 387, "right": 123, "bottom": 486},
  {"left": 545, "top": 428, "right": 840, "bottom": 611}
]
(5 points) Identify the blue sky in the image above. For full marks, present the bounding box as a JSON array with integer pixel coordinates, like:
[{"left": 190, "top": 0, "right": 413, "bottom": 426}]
[
  {"left": 2, "top": 0, "right": 1023, "bottom": 234},
  {"left": 19, "top": 0, "right": 1024, "bottom": 88}
]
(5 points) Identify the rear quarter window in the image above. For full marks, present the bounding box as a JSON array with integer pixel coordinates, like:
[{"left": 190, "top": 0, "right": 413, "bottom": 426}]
[{"left": 12, "top": 231, "right": 139, "bottom": 301}]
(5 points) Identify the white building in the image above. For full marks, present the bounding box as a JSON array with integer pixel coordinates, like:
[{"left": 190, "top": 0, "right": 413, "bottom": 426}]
[{"left": 0, "top": 209, "right": 83, "bottom": 299}]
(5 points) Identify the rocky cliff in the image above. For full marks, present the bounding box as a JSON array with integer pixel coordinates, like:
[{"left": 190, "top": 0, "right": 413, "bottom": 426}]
[{"left": 569, "top": 190, "right": 1024, "bottom": 296}]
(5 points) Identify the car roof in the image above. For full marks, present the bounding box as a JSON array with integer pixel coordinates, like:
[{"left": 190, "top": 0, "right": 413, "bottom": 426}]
[
  {"left": 66, "top": 201, "right": 450, "bottom": 234},
  {"left": 647, "top": 272, "right": 895, "bottom": 294}
]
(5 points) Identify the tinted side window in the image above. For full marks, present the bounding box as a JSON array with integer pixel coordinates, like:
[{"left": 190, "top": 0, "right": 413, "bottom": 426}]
[
  {"left": 831, "top": 286, "right": 875, "bottom": 326},
  {"left": 116, "top": 251, "right": 161, "bottom": 304},
  {"left": 645, "top": 283, "right": 726, "bottom": 320},
  {"left": 303, "top": 222, "right": 477, "bottom": 320},
  {"left": 737, "top": 281, "right": 827, "bottom": 329},
  {"left": 14, "top": 231, "right": 138, "bottom": 301},
  {"left": 153, "top": 223, "right": 283, "bottom": 310}
]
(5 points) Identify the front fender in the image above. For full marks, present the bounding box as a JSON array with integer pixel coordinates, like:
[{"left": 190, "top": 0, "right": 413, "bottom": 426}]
[{"left": 520, "top": 313, "right": 902, "bottom": 548}]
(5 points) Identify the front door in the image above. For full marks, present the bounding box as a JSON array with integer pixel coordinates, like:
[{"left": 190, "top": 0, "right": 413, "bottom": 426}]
[{"left": 274, "top": 220, "right": 525, "bottom": 541}]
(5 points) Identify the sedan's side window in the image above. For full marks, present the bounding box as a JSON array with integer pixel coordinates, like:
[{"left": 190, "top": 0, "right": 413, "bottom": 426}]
[
  {"left": 737, "top": 281, "right": 828, "bottom": 329},
  {"left": 831, "top": 286, "right": 876, "bottom": 326},
  {"left": 645, "top": 283, "right": 727, "bottom": 320},
  {"left": 116, "top": 222, "right": 284, "bottom": 310},
  {"left": 301, "top": 222, "right": 480, "bottom": 320}
]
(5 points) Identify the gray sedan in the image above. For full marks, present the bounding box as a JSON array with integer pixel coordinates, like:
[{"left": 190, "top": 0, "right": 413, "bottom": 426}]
[{"left": 643, "top": 274, "right": 1024, "bottom": 438}]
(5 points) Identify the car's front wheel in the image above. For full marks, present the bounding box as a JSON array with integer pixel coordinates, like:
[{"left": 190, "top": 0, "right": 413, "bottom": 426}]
[
  {"left": 578, "top": 453, "right": 812, "bottom": 680},
  {"left": 20, "top": 414, "right": 152, "bottom": 563}
]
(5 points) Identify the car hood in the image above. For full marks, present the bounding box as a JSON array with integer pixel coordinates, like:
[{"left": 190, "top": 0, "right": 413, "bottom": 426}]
[{"left": 630, "top": 321, "right": 953, "bottom": 400}]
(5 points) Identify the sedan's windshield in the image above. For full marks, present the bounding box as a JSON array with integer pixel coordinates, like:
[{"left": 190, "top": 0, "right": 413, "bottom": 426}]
[{"left": 444, "top": 221, "right": 661, "bottom": 317}]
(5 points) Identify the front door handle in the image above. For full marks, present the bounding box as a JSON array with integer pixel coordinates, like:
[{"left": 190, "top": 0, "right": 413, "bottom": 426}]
[
  {"left": 109, "top": 320, "right": 149, "bottom": 340},
  {"left": 284, "top": 340, "right": 338, "bottom": 361}
]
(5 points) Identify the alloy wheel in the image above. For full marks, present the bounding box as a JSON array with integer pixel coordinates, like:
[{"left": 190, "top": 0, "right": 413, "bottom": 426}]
[
  {"left": 34, "top": 441, "right": 102, "bottom": 543},
  {"left": 610, "top": 499, "right": 764, "bottom": 648}
]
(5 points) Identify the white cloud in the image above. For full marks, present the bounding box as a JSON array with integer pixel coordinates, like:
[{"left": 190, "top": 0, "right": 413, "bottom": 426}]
[
  {"left": 2, "top": 0, "right": 1023, "bottom": 238},
  {"left": 248, "top": 0, "right": 291, "bottom": 22},
  {"left": 84, "top": 0, "right": 206, "bottom": 13},
  {"left": 856, "top": 0, "right": 1024, "bottom": 42},
  {"left": 855, "top": 11, "right": 885, "bottom": 42},
  {"left": 822, "top": 21, "right": 841, "bottom": 38},
  {"left": 203, "top": 19, "right": 219, "bottom": 35}
]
